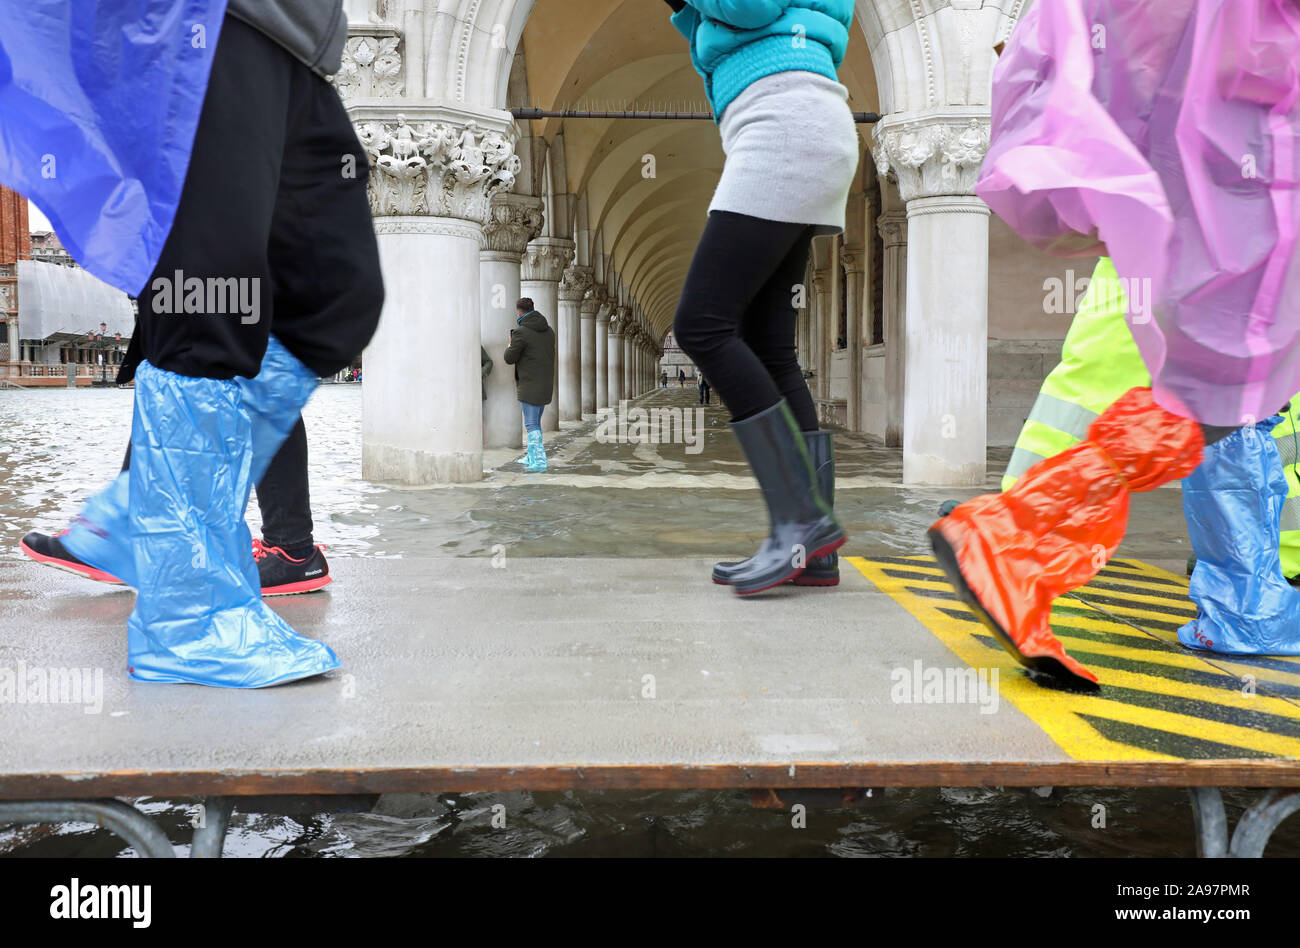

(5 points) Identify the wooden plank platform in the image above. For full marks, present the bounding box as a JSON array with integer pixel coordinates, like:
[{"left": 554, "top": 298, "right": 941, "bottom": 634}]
[{"left": 1, "top": 556, "right": 1298, "bottom": 800}]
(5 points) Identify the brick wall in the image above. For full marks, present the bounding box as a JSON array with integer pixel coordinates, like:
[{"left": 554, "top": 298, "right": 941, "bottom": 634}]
[{"left": 0, "top": 184, "right": 30, "bottom": 266}]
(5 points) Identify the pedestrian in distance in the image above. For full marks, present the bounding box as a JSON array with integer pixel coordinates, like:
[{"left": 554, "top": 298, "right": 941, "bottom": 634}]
[{"left": 504, "top": 297, "right": 557, "bottom": 473}]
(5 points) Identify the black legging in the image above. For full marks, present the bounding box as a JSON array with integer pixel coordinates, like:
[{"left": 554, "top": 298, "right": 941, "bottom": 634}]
[{"left": 672, "top": 211, "right": 819, "bottom": 430}]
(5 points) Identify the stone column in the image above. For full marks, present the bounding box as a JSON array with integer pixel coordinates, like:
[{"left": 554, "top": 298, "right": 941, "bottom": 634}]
[
  {"left": 595, "top": 299, "right": 611, "bottom": 411},
  {"left": 811, "top": 272, "right": 831, "bottom": 404},
  {"left": 555, "top": 264, "right": 592, "bottom": 423},
  {"left": 621, "top": 314, "right": 635, "bottom": 399},
  {"left": 523, "top": 236, "right": 576, "bottom": 427},
  {"left": 581, "top": 290, "right": 601, "bottom": 415},
  {"left": 624, "top": 325, "right": 634, "bottom": 400},
  {"left": 875, "top": 117, "right": 990, "bottom": 485},
  {"left": 607, "top": 312, "right": 625, "bottom": 407},
  {"left": 354, "top": 108, "right": 519, "bottom": 484},
  {"left": 840, "top": 246, "right": 865, "bottom": 433},
  {"left": 877, "top": 209, "right": 908, "bottom": 448},
  {"left": 797, "top": 288, "right": 811, "bottom": 371},
  {"left": 481, "top": 193, "right": 543, "bottom": 448}
]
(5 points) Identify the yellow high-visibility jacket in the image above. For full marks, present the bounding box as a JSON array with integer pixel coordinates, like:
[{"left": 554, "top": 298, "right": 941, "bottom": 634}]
[{"left": 1003, "top": 258, "right": 1300, "bottom": 575}]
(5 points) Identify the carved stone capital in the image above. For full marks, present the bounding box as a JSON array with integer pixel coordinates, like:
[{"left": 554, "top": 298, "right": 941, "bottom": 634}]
[
  {"left": 558, "top": 265, "right": 594, "bottom": 303},
  {"left": 872, "top": 115, "right": 990, "bottom": 203},
  {"left": 876, "top": 211, "right": 909, "bottom": 249},
  {"left": 482, "top": 193, "right": 544, "bottom": 255},
  {"left": 580, "top": 286, "right": 606, "bottom": 317},
  {"left": 330, "top": 27, "right": 405, "bottom": 103},
  {"left": 521, "top": 237, "right": 574, "bottom": 283},
  {"left": 839, "top": 247, "right": 864, "bottom": 274},
  {"left": 352, "top": 106, "right": 520, "bottom": 223}
]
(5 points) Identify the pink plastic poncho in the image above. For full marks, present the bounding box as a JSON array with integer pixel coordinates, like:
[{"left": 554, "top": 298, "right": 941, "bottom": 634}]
[{"left": 976, "top": 0, "right": 1300, "bottom": 427}]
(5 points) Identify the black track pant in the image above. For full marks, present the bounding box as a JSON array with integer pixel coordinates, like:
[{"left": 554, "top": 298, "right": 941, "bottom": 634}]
[
  {"left": 136, "top": 16, "right": 382, "bottom": 379},
  {"left": 120, "top": 416, "right": 313, "bottom": 549},
  {"left": 672, "top": 211, "right": 819, "bottom": 430}
]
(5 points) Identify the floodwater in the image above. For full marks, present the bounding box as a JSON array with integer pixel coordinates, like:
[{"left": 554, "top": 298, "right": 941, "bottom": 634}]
[{"left": 1, "top": 384, "right": 1294, "bottom": 857}]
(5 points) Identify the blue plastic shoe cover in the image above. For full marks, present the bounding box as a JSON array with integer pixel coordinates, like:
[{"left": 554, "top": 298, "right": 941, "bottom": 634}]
[
  {"left": 125, "top": 361, "right": 339, "bottom": 687},
  {"left": 238, "top": 335, "right": 319, "bottom": 484},
  {"left": 1178, "top": 417, "right": 1300, "bottom": 655},
  {"left": 60, "top": 469, "right": 135, "bottom": 587},
  {"left": 523, "top": 429, "right": 547, "bottom": 472},
  {"left": 57, "top": 336, "right": 317, "bottom": 589}
]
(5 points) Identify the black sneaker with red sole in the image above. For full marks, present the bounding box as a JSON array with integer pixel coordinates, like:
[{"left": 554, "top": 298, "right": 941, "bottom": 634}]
[
  {"left": 252, "top": 539, "right": 332, "bottom": 596},
  {"left": 21, "top": 531, "right": 332, "bottom": 596},
  {"left": 19, "top": 531, "right": 125, "bottom": 585}
]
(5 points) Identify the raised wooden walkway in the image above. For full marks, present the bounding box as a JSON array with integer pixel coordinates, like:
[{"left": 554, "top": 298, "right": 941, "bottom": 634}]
[{"left": 2, "top": 555, "right": 1299, "bottom": 801}]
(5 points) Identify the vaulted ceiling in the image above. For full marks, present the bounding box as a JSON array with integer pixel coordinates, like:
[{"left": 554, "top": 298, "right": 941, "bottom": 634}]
[{"left": 518, "top": 0, "right": 880, "bottom": 339}]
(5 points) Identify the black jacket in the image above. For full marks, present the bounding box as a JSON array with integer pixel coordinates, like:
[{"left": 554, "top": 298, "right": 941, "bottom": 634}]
[
  {"left": 227, "top": 0, "right": 348, "bottom": 78},
  {"left": 503, "top": 311, "right": 556, "bottom": 406}
]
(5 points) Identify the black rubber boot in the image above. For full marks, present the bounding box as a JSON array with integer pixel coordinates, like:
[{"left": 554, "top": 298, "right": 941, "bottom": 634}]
[
  {"left": 713, "top": 402, "right": 845, "bottom": 595},
  {"left": 713, "top": 428, "right": 840, "bottom": 587},
  {"left": 792, "top": 429, "right": 838, "bottom": 586}
]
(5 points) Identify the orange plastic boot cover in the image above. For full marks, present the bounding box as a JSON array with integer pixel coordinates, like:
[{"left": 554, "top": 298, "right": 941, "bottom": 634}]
[{"left": 930, "top": 387, "right": 1204, "bottom": 685}]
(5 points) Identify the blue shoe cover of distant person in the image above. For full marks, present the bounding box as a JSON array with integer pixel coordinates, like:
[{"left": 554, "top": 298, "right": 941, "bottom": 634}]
[
  {"left": 126, "top": 361, "right": 336, "bottom": 687},
  {"left": 522, "top": 429, "right": 547, "bottom": 472},
  {"left": 1178, "top": 418, "right": 1300, "bottom": 655},
  {"left": 60, "top": 336, "right": 317, "bottom": 591}
]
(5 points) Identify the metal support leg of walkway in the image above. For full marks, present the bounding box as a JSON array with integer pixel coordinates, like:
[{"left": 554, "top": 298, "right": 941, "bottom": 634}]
[
  {"left": 0, "top": 794, "right": 379, "bottom": 858},
  {"left": 1189, "top": 788, "right": 1300, "bottom": 857}
]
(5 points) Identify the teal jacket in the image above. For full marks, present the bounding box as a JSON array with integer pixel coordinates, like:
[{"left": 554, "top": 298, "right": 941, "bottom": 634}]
[{"left": 670, "top": 0, "right": 853, "bottom": 122}]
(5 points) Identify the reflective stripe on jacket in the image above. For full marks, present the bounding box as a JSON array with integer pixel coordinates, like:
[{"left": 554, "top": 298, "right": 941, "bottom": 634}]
[{"left": 1001, "top": 258, "right": 1148, "bottom": 490}]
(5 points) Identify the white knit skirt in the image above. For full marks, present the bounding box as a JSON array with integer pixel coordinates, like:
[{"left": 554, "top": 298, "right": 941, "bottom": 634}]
[{"left": 709, "top": 70, "right": 860, "bottom": 235}]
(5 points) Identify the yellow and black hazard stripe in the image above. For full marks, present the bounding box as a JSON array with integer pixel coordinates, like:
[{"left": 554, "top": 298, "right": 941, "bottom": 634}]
[{"left": 849, "top": 556, "right": 1300, "bottom": 762}]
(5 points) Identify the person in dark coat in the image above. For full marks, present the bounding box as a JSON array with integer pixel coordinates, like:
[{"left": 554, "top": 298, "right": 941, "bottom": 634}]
[{"left": 503, "top": 297, "right": 556, "bottom": 472}]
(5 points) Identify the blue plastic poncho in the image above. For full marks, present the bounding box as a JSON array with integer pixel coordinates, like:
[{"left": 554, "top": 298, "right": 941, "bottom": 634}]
[
  {"left": 0, "top": 1, "right": 228, "bottom": 294},
  {"left": 1179, "top": 418, "right": 1300, "bottom": 655}
]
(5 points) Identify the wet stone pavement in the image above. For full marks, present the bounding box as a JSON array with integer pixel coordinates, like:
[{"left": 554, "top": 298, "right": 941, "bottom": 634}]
[{"left": 0, "top": 382, "right": 1191, "bottom": 570}]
